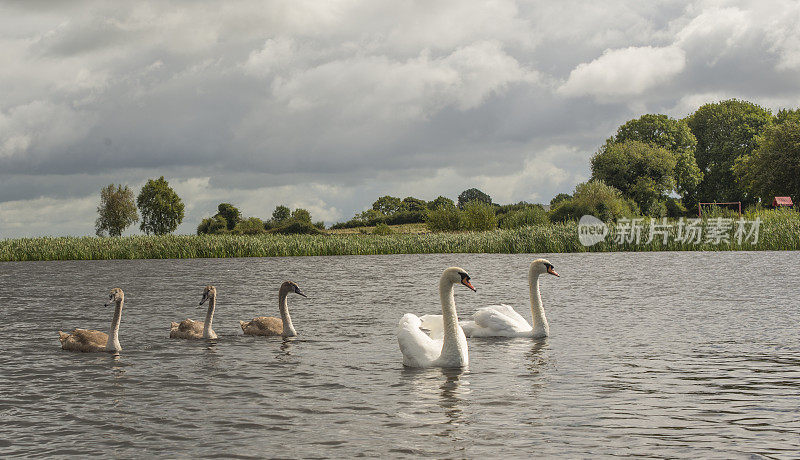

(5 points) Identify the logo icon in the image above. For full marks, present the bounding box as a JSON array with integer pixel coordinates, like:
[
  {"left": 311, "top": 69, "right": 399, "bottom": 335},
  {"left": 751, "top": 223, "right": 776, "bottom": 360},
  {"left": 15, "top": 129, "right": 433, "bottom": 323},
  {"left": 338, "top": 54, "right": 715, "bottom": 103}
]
[{"left": 578, "top": 215, "right": 608, "bottom": 246}]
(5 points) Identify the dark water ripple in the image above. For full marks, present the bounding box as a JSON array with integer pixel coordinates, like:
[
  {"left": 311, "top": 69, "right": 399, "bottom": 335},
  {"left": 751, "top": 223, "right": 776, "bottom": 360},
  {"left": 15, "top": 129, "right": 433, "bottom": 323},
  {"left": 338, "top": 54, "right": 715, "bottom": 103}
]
[{"left": 0, "top": 252, "right": 799, "bottom": 458}]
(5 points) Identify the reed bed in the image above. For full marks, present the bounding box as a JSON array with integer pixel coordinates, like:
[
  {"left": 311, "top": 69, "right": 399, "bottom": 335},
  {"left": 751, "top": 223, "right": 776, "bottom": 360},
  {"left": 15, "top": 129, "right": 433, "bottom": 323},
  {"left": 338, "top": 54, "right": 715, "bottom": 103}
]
[{"left": 1, "top": 214, "right": 797, "bottom": 262}]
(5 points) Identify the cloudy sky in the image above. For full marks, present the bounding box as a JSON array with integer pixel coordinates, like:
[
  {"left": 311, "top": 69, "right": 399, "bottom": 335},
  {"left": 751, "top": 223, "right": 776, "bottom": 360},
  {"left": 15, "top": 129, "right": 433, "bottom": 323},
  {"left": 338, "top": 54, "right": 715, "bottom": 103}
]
[{"left": 2, "top": 0, "right": 800, "bottom": 237}]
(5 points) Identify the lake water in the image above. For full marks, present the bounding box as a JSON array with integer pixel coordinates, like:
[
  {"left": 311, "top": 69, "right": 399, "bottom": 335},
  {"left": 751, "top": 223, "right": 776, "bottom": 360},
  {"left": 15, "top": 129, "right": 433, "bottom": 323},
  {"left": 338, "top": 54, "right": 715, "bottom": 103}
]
[{"left": 1, "top": 252, "right": 799, "bottom": 458}]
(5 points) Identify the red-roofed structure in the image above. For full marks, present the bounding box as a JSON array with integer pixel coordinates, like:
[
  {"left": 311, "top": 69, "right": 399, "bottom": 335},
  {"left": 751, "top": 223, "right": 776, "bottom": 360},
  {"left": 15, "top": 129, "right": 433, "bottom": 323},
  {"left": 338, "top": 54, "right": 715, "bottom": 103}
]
[{"left": 772, "top": 196, "right": 793, "bottom": 207}]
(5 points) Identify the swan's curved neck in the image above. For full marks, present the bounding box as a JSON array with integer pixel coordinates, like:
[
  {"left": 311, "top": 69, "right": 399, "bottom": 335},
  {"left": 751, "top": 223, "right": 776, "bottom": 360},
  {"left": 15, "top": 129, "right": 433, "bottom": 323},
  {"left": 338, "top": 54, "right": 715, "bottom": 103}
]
[
  {"left": 438, "top": 278, "right": 466, "bottom": 364},
  {"left": 279, "top": 288, "right": 297, "bottom": 337},
  {"left": 106, "top": 298, "right": 123, "bottom": 351},
  {"left": 202, "top": 296, "right": 216, "bottom": 338},
  {"left": 529, "top": 272, "right": 549, "bottom": 337}
]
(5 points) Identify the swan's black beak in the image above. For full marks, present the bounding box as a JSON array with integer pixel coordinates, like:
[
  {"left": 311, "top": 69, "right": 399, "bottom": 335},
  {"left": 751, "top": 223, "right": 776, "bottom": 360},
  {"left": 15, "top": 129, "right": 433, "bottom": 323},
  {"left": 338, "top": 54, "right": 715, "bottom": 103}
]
[
  {"left": 547, "top": 266, "right": 559, "bottom": 277},
  {"left": 199, "top": 295, "right": 208, "bottom": 306},
  {"left": 296, "top": 289, "right": 307, "bottom": 298}
]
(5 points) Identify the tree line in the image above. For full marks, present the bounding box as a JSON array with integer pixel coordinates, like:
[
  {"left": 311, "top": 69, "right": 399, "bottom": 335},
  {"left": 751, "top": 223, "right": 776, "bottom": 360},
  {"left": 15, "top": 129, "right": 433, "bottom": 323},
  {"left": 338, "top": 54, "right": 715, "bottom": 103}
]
[
  {"left": 96, "top": 98, "right": 798, "bottom": 237},
  {"left": 95, "top": 177, "right": 185, "bottom": 236},
  {"left": 579, "top": 99, "right": 799, "bottom": 218},
  {"left": 331, "top": 98, "right": 800, "bottom": 232},
  {"left": 95, "top": 177, "right": 325, "bottom": 237},
  {"left": 196, "top": 203, "right": 325, "bottom": 235}
]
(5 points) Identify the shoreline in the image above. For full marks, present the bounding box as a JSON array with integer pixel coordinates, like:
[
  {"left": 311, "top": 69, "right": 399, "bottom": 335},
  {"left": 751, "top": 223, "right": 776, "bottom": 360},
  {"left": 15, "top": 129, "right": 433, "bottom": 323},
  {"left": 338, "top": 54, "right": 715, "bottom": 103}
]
[{"left": 3, "top": 221, "right": 798, "bottom": 262}]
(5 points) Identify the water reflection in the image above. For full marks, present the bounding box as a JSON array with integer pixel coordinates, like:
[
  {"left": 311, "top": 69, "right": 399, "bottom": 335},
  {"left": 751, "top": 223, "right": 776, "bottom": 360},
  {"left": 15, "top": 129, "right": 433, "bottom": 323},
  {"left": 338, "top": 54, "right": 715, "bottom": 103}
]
[
  {"left": 525, "top": 339, "right": 548, "bottom": 373},
  {"left": 439, "top": 368, "right": 468, "bottom": 427}
]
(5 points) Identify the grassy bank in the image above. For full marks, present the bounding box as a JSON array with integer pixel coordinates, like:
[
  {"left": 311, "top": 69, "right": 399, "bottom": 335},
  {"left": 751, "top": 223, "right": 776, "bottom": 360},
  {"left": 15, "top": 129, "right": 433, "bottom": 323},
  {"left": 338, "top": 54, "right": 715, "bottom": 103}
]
[{"left": 2, "top": 213, "right": 799, "bottom": 261}]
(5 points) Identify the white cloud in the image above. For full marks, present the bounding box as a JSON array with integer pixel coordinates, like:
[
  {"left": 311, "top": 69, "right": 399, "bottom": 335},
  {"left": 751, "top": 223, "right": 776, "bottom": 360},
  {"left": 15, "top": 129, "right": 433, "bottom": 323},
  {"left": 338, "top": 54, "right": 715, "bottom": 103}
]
[
  {"left": 558, "top": 45, "right": 686, "bottom": 99},
  {"left": 267, "top": 40, "right": 538, "bottom": 121}
]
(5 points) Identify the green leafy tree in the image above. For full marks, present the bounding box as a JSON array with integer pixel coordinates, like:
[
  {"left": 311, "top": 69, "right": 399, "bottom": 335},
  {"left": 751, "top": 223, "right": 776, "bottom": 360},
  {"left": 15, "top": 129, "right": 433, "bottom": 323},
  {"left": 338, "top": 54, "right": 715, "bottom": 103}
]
[
  {"left": 460, "top": 201, "right": 498, "bottom": 231},
  {"left": 272, "top": 205, "right": 291, "bottom": 222},
  {"left": 550, "top": 193, "right": 571, "bottom": 208},
  {"left": 590, "top": 140, "right": 677, "bottom": 215},
  {"left": 95, "top": 184, "right": 139, "bottom": 237},
  {"left": 605, "top": 113, "right": 697, "bottom": 153},
  {"left": 457, "top": 188, "right": 491, "bottom": 209},
  {"left": 232, "top": 217, "right": 266, "bottom": 235},
  {"left": 216, "top": 203, "right": 241, "bottom": 230},
  {"left": 733, "top": 120, "right": 800, "bottom": 203},
  {"left": 197, "top": 215, "right": 228, "bottom": 235},
  {"left": 372, "top": 195, "right": 403, "bottom": 215},
  {"left": 292, "top": 208, "right": 312, "bottom": 223},
  {"left": 775, "top": 108, "right": 800, "bottom": 125},
  {"left": 686, "top": 99, "right": 773, "bottom": 203},
  {"left": 136, "top": 176, "right": 185, "bottom": 235},
  {"left": 498, "top": 207, "right": 548, "bottom": 229},
  {"left": 357, "top": 209, "right": 383, "bottom": 224},
  {"left": 428, "top": 196, "right": 455, "bottom": 210},
  {"left": 673, "top": 150, "right": 704, "bottom": 207},
  {"left": 549, "top": 180, "right": 638, "bottom": 222},
  {"left": 426, "top": 205, "right": 461, "bottom": 232},
  {"left": 603, "top": 113, "right": 703, "bottom": 207},
  {"left": 402, "top": 197, "right": 427, "bottom": 212}
]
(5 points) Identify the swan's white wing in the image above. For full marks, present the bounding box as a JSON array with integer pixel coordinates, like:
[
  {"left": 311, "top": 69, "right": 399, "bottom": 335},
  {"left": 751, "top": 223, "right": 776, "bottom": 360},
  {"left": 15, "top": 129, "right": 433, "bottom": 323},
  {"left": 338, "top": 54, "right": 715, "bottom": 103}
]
[
  {"left": 419, "top": 315, "right": 482, "bottom": 338},
  {"left": 397, "top": 314, "right": 442, "bottom": 368},
  {"left": 482, "top": 304, "right": 529, "bottom": 328},
  {"left": 419, "top": 314, "right": 444, "bottom": 340},
  {"left": 470, "top": 304, "right": 531, "bottom": 337},
  {"left": 459, "top": 320, "right": 478, "bottom": 336}
]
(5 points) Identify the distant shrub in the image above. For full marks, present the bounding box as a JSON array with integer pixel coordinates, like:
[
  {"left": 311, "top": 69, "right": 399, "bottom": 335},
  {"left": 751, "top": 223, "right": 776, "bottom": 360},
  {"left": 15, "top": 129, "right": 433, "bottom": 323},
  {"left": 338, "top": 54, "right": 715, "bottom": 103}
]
[
  {"left": 232, "top": 217, "right": 266, "bottom": 235},
  {"left": 646, "top": 199, "right": 668, "bottom": 218},
  {"left": 460, "top": 201, "right": 498, "bottom": 231},
  {"left": 313, "top": 221, "right": 326, "bottom": 230},
  {"left": 197, "top": 215, "right": 228, "bottom": 235},
  {"left": 292, "top": 208, "right": 312, "bottom": 224},
  {"left": 427, "top": 205, "right": 461, "bottom": 232},
  {"left": 549, "top": 180, "right": 638, "bottom": 222},
  {"left": 268, "top": 221, "right": 324, "bottom": 235},
  {"left": 665, "top": 198, "right": 687, "bottom": 218},
  {"left": 550, "top": 193, "right": 572, "bottom": 207},
  {"left": 372, "top": 223, "right": 393, "bottom": 235},
  {"left": 499, "top": 206, "right": 549, "bottom": 229}
]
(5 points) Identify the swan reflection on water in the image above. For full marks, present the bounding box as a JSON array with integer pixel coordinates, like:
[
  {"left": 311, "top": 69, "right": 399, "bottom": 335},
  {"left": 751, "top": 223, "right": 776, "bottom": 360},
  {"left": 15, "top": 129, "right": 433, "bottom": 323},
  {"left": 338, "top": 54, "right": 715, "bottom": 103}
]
[
  {"left": 525, "top": 338, "right": 549, "bottom": 373},
  {"left": 438, "top": 368, "right": 468, "bottom": 427},
  {"left": 400, "top": 366, "right": 472, "bottom": 439}
]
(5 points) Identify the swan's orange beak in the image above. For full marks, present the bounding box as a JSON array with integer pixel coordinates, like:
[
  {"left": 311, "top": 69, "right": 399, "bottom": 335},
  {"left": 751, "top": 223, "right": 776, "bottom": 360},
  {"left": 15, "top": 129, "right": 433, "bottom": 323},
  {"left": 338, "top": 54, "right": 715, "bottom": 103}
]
[
  {"left": 547, "top": 266, "right": 559, "bottom": 277},
  {"left": 461, "top": 278, "right": 477, "bottom": 291}
]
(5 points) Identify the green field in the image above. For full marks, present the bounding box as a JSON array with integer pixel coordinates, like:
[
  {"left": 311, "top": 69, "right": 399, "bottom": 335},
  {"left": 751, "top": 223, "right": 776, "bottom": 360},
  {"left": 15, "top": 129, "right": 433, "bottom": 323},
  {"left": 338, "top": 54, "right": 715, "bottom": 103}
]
[{"left": 2, "top": 212, "right": 798, "bottom": 261}]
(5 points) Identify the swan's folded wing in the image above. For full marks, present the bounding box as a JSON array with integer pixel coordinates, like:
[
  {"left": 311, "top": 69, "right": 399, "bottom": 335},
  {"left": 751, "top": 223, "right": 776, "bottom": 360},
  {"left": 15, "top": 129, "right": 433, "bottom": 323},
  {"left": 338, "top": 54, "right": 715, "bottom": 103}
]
[
  {"left": 419, "top": 314, "right": 444, "bottom": 340},
  {"left": 485, "top": 304, "right": 529, "bottom": 328},
  {"left": 397, "top": 314, "right": 441, "bottom": 367},
  {"left": 472, "top": 305, "right": 529, "bottom": 335}
]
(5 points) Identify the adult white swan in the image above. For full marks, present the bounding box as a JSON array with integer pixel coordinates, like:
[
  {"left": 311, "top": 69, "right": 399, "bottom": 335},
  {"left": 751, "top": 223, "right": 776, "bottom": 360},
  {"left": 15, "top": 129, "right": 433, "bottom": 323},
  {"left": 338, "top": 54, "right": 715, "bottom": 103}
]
[
  {"left": 239, "top": 281, "right": 306, "bottom": 337},
  {"left": 421, "top": 259, "right": 559, "bottom": 338},
  {"left": 170, "top": 285, "right": 218, "bottom": 339},
  {"left": 58, "top": 288, "right": 125, "bottom": 353},
  {"left": 397, "top": 267, "right": 476, "bottom": 368}
]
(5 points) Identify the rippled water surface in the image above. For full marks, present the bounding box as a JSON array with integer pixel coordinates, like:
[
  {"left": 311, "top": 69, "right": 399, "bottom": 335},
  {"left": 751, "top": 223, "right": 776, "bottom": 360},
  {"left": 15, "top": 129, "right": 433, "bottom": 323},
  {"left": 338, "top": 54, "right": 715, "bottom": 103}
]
[{"left": 1, "top": 252, "right": 799, "bottom": 458}]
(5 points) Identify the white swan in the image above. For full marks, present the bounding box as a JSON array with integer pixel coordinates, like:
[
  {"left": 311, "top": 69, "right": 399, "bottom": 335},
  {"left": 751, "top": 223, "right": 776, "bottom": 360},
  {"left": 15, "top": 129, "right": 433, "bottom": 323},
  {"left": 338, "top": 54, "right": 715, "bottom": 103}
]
[
  {"left": 239, "top": 281, "right": 306, "bottom": 337},
  {"left": 170, "top": 285, "right": 218, "bottom": 339},
  {"left": 397, "top": 267, "right": 476, "bottom": 368},
  {"left": 421, "top": 258, "right": 559, "bottom": 338},
  {"left": 58, "top": 288, "right": 125, "bottom": 353}
]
